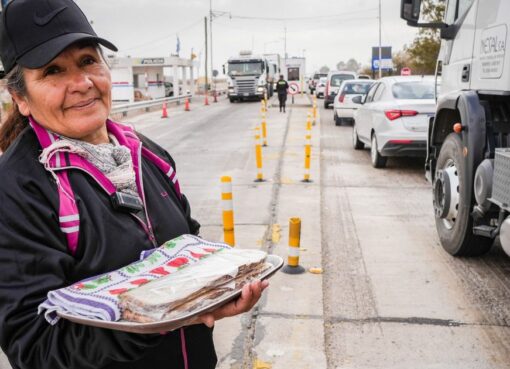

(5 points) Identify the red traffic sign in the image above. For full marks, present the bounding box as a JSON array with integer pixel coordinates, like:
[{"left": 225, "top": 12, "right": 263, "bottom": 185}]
[
  {"left": 288, "top": 82, "right": 300, "bottom": 95},
  {"left": 401, "top": 67, "right": 412, "bottom": 76}
]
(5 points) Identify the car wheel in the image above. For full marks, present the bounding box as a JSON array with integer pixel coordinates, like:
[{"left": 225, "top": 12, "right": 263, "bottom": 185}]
[
  {"left": 229, "top": 98, "right": 235, "bottom": 103},
  {"left": 433, "top": 133, "right": 493, "bottom": 256},
  {"left": 352, "top": 123, "right": 364, "bottom": 150},
  {"left": 324, "top": 101, "right": 328, "bottom": 109},
  {"left": 370, "top": 134, "right": 387, "bottom": 168},
  {"left": 334, "top": 112, "right": 342, "bottom": 126}
]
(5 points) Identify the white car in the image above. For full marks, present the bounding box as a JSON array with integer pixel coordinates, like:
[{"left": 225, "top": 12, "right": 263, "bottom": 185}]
[
  {"left": 324, "top": 70, "right": 357, "bottom": 109},
  {"left": 315, "top": 77, "right": 327, "bottom": 98},
  {"left": 333, "top": 79, "right": 375, "bottom": 126},
  {"left": 352, "top": 75, "right": 436, "bottom": 168}
]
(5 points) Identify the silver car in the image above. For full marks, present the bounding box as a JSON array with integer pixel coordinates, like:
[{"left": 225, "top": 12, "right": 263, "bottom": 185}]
[{"left": 352, "top": 76, "right": 436, "bottom": 168}]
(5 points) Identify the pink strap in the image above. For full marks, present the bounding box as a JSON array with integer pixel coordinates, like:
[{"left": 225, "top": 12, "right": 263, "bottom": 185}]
[{"left": 180, "top": 328, "right": 189, "bottom": 369}]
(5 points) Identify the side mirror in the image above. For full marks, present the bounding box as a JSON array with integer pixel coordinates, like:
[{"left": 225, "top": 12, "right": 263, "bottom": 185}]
[
  {"left": 352, "top": 95, "right": 363, "bottom": 105},
  {"left": 401, "top": 0, "right": 421, "bottom": 25}
]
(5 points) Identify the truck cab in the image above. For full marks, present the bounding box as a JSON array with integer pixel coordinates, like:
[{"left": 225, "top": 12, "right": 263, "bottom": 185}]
[
  {"left": 402, "top": 0, "right": 510, "bottom": 258},
  {"left": 225, "top": 51, "right": 270, "bottom": 103}
]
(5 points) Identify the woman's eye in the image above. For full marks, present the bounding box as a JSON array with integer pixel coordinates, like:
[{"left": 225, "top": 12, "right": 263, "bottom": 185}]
[{"left": 43, "top": 66, "right": 60, "bottom": 76}]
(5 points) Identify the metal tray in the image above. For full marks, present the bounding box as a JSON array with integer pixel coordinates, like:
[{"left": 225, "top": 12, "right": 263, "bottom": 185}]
[{"left": 57, "top": 254, "right": 284, "bottom": 334}]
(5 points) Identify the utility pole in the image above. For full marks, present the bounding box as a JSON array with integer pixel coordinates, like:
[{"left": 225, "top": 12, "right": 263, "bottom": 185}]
[
  {"left": 204, "top": 16, "right": 208, "bottom": 94},
  {"left": 378, "top": 0, "right": 382, "bottom": 79},
  {"left": 209, "top": 0, "right": 214, "bottom": 91},
  {"left": 284, "top": 26, "right": 287, "bottom": 59}
]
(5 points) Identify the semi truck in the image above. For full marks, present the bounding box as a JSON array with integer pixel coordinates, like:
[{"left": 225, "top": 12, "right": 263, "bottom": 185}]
[
  {"left": 224, "top": 51, "right": 274, "bottom": 103},
  {"left": 401, "top": 0, "right": 510, "bottom": 258}
]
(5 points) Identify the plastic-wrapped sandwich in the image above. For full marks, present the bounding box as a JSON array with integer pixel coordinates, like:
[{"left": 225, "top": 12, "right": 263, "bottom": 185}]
[{"left": 119, "top": 248, "right": 270, "bottom": 323}]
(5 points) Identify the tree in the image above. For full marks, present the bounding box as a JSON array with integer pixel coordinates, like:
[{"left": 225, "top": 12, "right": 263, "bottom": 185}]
[
  {"left": 336, "top": 61, "right": 346, "bottom": 71},
  {"left": 319, "top": 65, "right": 330, "bottom": 74},
  {"left": 405, "top": 0, "right": 445, "bottom": 74},
  {"left": 392, "top": 50, "right": 413, "bottom": 75},
  {"left": 346, "top": 58, "right": 360, "bottom": 72}
]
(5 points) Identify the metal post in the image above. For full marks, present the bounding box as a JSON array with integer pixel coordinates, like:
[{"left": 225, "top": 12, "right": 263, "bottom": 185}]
[
  {"left": 204, "top": 17, "right": 208, "bottom": 97},
  {"left": 221, "top": 176, "right": 235, "bottom": 246},
  {"left": 378, "top": 0, "right": 382, "bottom": 79},
  {"left": 282, "top": 218, "right": 305, "bottom": 274}
]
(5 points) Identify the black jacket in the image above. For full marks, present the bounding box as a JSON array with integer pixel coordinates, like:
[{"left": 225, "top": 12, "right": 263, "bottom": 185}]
[
  {"left": 0, "top": 127, "right": 217, "bottom": 369},
  {"left": 276, "top": 79, "right": 289, "bottom": 95}
]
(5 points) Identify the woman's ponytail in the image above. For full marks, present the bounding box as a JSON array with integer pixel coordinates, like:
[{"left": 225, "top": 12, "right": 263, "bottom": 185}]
[{"left": 0, "top": 65, "right": 27, "bottom": 153}]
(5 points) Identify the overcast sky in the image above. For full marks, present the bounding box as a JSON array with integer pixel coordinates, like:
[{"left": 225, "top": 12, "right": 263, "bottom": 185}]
[{"left": 75, "top": 0, "right": 419, "bottom": 75}]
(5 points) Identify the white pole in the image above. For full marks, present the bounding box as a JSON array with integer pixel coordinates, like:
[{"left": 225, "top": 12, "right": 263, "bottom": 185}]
[{"left": 378, "top": 0, "right": 382, "bottom": 79}]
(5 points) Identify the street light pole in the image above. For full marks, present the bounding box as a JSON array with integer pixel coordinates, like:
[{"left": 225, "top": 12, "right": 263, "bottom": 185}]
[
  {"left": 210, "top": 0, "right": 214, "bottom": 92},
  {"left": 378, "top": 0, "right": 382, "bottom": 79}
]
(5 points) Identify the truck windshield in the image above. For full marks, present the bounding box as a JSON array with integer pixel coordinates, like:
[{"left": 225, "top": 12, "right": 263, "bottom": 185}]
[
  {"left": 228, "top": 62, "right": 263, "bottom": 76},
  {"left": 392, "top": 81, "right": 435, "bottom": 99}
]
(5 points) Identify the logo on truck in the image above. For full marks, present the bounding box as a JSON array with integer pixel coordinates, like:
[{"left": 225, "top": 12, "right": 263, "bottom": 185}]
[{"left": 480, "top": 24, "right": 507, "bottom": 79}]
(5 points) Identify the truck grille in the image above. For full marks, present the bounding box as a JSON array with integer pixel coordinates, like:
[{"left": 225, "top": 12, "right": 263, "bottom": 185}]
[
  {"left": 492, "top": 148, "right": 510, "bottom": 209},
  {"left": 234, "top": 78, "right": 256, "bottom": 94}
]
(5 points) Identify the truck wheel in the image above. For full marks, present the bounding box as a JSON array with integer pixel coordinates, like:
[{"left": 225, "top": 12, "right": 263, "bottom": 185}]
[
  {"left": 370, "top": 134, "right": 387, "bottom": 168},
  {"left": 352, "top": 123, "right": 364, "bottom": 150},
  {"left": 433, "top": 133, "right": 493, "bottom": 256},
  {"left": 324, "top": 101, "right": 329, "bottom": 109}
]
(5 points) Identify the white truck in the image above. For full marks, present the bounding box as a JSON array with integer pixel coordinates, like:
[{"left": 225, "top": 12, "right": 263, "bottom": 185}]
[
  {"left": 401, "top": 0, "right": 510, "bottom": 258},
  {"left": 224, "top": 51, "right": 273, "bottom": 103}
]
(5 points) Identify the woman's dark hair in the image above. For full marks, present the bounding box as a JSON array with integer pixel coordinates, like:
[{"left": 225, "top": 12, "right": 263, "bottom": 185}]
[{"left": 0, "top": 65, "right": 28, "bottom": 152}]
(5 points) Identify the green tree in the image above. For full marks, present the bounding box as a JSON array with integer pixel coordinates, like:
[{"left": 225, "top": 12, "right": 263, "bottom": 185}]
[
  {"left": 319, "top": 65, "right": 330, "bottom": 74},
  {"left": 406, "top": 0, "right": 445, "bottom": 74}
]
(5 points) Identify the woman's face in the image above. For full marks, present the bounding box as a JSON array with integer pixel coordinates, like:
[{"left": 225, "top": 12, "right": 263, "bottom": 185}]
[{"left": 13, "top": 44, "right": 112, "bottom": 144}]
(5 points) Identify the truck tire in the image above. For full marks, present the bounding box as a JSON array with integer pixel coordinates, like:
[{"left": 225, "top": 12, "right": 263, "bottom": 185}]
[
  {"left": 434, "top": 133, "right": 493, "bottom": 256},
  {"left": 370, "top": 134, "right": 387, "bottom": 168},
  {"left": 352, "top": 123, "right": 364, "bottom": 150}
]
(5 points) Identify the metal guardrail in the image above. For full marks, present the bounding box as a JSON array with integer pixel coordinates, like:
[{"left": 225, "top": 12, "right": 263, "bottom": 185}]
[{"left": 111, "top": 94, "right": 192, "bottom": 115}]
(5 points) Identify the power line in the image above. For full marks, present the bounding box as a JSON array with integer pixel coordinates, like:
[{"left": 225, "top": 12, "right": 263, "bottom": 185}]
[
  {"left": 228, "top": 8, "right": 378, "bottom": 22},
  {"left": 119, "top": 18, "right": 203, "bottom": 53}
]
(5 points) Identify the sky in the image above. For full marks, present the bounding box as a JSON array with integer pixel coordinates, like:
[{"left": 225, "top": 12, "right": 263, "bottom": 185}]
[{"left": 74, "top": 0, "right": 420, "bottom": 76}]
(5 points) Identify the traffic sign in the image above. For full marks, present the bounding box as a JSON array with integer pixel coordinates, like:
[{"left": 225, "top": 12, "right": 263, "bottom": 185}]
[
  {"left": 401, "top": 67, "right": 412, "bottom": 76},
  {"left": 288, "top": 82, "right": 300, "bottom": 95}
]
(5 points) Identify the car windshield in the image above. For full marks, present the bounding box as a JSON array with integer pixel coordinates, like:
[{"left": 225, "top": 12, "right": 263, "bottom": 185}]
[
  {"left": 392, "top": 81, "right": 435, "bottom": 99},
  {"left": 342, "top": 82, "right": 373, "bottom": 95},
  {"left": 331, "top": 74, "right": 355, "bottom": 87},
  {"left": 314, "top": 73, "right": 327, "bottom": 80},
  {"left": 228, "top": 62, "right": 263, "bottom": 76}
]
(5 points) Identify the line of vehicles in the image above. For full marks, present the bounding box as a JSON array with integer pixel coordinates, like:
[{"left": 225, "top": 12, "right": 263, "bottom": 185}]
[
  {"left": 224, "top": 51, "right": 306, "bottom": 103},
  {"left": 324, "top": 0, "right": 510, "bottom": 261}
]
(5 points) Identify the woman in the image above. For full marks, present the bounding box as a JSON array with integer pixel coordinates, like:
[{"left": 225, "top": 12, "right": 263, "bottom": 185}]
[{"left": 0, "top": 0, "right": 268, "bottom": 368}]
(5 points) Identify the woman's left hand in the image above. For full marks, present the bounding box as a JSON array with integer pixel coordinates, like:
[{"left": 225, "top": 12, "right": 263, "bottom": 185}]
[{"left": 196, "top": 279, "right": 269, "bottom": 328}]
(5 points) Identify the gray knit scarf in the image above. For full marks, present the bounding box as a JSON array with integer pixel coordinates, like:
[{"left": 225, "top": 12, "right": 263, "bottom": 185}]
[{"left": 39, "top": 136, "right": 140, "bottom": 200}]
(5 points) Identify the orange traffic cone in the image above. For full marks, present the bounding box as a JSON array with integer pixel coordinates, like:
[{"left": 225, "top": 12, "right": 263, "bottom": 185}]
[
  {"left": 184, "top": 98, "right": 190, "bottom": 111},
  {"left": 204, "top": 94, "right": 209, "bottom": 106},
  {"left": 161, "top": 102, "right": 168, "bottom": 118}
]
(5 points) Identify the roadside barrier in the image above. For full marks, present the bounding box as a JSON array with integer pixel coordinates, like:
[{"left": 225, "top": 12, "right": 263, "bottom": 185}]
[
  {"left": 184, "top": 98, "right": 190, "bottom": 111},
  {"left": 261, "top": 107, "right": 268, "bottom": 147},
  {"left": 161, "top": 102, "right": 168, "bottom": 119},
  {"left": 254, "top": 126, "right": 264, "bottom": 182},
  {"left": 221, "top": 176, "right": 236, "bottom": 246},
  {"left": 303, "top": 126, "right": 312, "bottom": 182},
  {"left": 282, "top": 217, "right": 305, "bottom": 274}
]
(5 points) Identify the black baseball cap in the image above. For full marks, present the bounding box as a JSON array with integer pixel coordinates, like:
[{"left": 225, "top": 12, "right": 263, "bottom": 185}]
[{"left": 0, "top": 0, "right": 118, "bottom": 74}]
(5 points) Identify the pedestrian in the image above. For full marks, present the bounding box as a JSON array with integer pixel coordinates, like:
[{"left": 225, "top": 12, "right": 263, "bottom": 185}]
[
  {"left": 0, "top": 1, "right": 268, "bottom": 368},
  {"left": 276, "top": 74, "right": 289, "bottom": 113}
]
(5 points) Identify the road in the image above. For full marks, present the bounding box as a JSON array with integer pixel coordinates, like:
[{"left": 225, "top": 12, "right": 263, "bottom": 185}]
[{"left": 1, "top": 94, "right": 509, "bottom": 368}]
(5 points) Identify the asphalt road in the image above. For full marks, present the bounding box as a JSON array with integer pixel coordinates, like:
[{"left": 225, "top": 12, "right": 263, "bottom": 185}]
[{"left": 1, "top": 94, "right": 509, "bottom": 368}]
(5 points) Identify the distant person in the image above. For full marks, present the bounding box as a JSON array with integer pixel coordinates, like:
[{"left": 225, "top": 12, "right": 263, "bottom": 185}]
[
  {"left": 0, "top": 0, "right": 268, "bottom": 368},
  {"left": 276, "top": 75, "right": 289, "bottom": 113}
]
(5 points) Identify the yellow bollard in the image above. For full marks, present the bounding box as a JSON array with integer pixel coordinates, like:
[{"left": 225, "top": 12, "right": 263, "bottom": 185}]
[
  {"left": 282, "top": 217, "right": 305, "bottom": 274},
  {"left": 254, "top": 126, "right": 264, "bottom": 182},
  {"left": 303, "top": 129, "right": 312, "bottom": 182},
  {"left": 261, "top": 108, "right": 268, "bottom": 147},
  {"left": 221, "top": 176, "right": 236, "bottom": 246},
  {"left": 306, "top": 112, "right": 312, "bottom": 132}
]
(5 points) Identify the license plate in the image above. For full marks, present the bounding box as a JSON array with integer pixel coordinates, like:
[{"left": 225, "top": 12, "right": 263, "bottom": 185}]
[{"left": 243, "top": 93, "right": 250, "bottom": 96}]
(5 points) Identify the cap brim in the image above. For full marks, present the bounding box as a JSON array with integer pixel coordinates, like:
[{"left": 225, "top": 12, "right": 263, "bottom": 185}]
[{"left": 16, "top": 33, "right": 118, "bottom": 69}]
